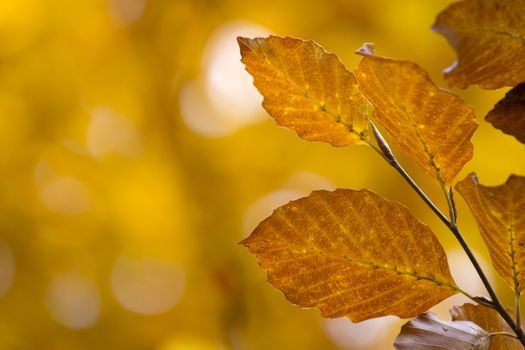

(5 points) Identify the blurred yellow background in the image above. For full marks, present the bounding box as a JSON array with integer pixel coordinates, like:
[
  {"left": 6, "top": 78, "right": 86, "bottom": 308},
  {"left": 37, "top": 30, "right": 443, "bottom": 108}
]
[{"left": 0, "top": 0, "right": 524, "bottom": 349}]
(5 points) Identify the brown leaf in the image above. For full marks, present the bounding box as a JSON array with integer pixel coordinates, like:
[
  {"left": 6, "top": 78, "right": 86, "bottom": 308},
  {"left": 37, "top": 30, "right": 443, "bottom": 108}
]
[
  {"left": 456, "top": 173, "right": 525, "bottom": 292},
  {"left": 451, "top": 303, "right": 523, "bottom": 349},
  {"left": 355, "top": 48, "right": 477, "bottom": 185},
  {"left": 394, "top": 312, "right": 490, "bottom": 350},
  {"left": 486, "top": 83, "right": 525, "bottom": 144},
  {"left": 433, "top": 0, "right": 525, "bottom": 89},
  {"left": 238, "top": 36, "right": 370, "bottom": 147},
  {"left": 241, "top": 189, "right": 458, "bottom": 322}
]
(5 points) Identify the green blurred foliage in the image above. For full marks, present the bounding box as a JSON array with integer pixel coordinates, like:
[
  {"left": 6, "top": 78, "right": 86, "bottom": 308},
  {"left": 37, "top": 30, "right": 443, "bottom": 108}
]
[{"left": 0, "top": 0, "right": 524, "bottom": 349}]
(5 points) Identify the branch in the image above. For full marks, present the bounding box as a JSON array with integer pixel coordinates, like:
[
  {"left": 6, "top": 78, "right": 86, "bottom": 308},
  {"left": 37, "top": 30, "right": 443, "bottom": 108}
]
[{"left": 367, "top": 122, "right": 525, "bottom": 346}]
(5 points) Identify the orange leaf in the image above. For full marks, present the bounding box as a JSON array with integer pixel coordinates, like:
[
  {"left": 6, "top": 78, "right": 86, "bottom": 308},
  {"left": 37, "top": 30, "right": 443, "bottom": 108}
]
[
  {"left": 238, "top": 36, "right": 370, "bottom": 146},
  {"left": 433, "top": 0, "right": 525, "bottom": 89},
  {"left": 355, "top": 46, "right": 477, "bottom": 185},
  {"left": 486, "top": 83, "right": 525, "bottom": 144},
  {"left": 451, "top": 303, "right": 522, "bottom": 349},
  {"left": 456, "top": 173, "right": 525, "bottom": 292},
  {"left": 241, "top": 189, "right": 458, "bottom": 322},
  {"left": 394, "top": 312, "right": 490, "bottom": 350}
]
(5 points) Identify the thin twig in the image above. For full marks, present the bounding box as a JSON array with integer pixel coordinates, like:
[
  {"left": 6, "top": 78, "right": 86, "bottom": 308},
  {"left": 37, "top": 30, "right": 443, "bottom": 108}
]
[
  {"left": 367, "top": 122, "right": 525, "bottom": 346},
  {"left": 488, "top": 331, "right": 519, "bottom": 339},
  {"left": 445, "top": 186, "right": 457, "bottom": 225}
]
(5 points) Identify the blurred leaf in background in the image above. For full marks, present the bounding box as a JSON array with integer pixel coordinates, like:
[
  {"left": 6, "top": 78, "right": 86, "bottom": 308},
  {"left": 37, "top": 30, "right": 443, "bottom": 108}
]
[{"left": 0, "top": 0, "right": 524, "bottom": 349}]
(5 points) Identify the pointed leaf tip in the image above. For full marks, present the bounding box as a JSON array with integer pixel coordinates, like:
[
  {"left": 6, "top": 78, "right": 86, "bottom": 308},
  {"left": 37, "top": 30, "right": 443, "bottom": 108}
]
[
  {"left": 237, "top": 36, "right": 255, "bottom": 51},
  {"left": 236, "top": 36, "right": 246, "bottom": 43},
  {"left": 355, "top": 43, "right": 375, "bottom": 56},
  {"left": 469, "top": 172, "right": 479, "bottom": 185}
]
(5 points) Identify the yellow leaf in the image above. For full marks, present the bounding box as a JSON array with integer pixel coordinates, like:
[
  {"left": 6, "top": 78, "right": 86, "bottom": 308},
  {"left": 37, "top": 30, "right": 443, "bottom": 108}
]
[
  {"left": 433, "top": 0, "right": 525, "bottom": 89},
  {"left": 456, "top": 173, "right": 525, "bottom": 292},
  {"left": 486, "top": 83, "right": 525, "bottom": 144},
  {"left": 241, "top": 189, "right": 458, "bottom": 322},
  {"left": 451, "top": 303, "right": 523, "bottom": 350},
  {"left": 238, "top": 36, "right": 370, "bottom": 146},
  {"left": 355, "top": 46, "right": 477, "bottom": 185}
]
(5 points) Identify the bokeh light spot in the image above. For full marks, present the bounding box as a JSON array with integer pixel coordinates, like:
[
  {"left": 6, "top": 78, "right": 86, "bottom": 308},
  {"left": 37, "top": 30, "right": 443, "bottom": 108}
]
[
  {"left": 111, "top": 256, "right": 185, "bottom": 315},
  {"left": 87, "top": 106, "right": 142, "bottom": 159},
  {"left": 243, "top": 171, "right": 334, "bottom": 237},
  {"left": 179, "top": 81, "right": 235, "bottom": 137},
  {"left": 38, "top": 176, "right": 91, "bottom": 215},
  {"left": 108, "top": 0, "right": 146, "bottom": 26},
  {"left": 180, "top": 21, "right": 271, "bottom": 136},
  {"left": 203, "top": 21, "right": 270, "bottom": 119},
  {"left": 323, "top": 316, "right": 399, "bottom": 349},
  {"left": 46, "top": 272, "right": 101, "bottom": 329},
  {"left": 430, "top": 248, "right": 493, "bottom": 320},
  {"left": 243, "top": 189, "right": 305, "bottom": 237}
]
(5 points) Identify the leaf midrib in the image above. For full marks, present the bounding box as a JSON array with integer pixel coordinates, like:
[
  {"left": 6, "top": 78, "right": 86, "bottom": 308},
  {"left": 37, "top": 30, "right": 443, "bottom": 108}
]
[
  {"left": 508, "top": 209, "right": 521, "bottom": 294},
  {"left": 366, "top": 59, "right": 446, "bottom": 184},
  {"left": 476, "top": 27, "right": 525, "bottom": 42},
  {"left": 268, "top": 240, "right": 459, "bottom": 292},
  {"left": 254, "top": 48, "right": 369, "bottom": 141},
  {"left": 451, "top": 26, "right": 525, "bottom": 42}
]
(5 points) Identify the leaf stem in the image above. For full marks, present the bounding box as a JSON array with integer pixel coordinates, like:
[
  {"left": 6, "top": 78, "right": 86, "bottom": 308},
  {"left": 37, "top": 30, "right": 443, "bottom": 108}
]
[
  {"left": 367, "top": 122, "right": 525, "bottom": 346},
  {"left": 443, "top": 186, "right": 457, "bottom": 225},
  {"left": 489, "top": 331, "right": 519, "bottom": 339},
  {"left": 367, "top": 123, "right": 450, "bottom": 226}
]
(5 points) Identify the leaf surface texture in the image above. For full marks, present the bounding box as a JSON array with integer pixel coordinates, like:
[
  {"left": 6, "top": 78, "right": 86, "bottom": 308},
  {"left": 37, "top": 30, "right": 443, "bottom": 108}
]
[
  {"left": 355, "top": 48, "right": 477, "bottom": 185},
  {"left": 241, "top": 189, "right": 458, "bottom": 322},
  {"left": 457, "top": 173, "right": 525, "bottom": 292},
  {"left": 238, "top": 36, "right": 370, "bottom": 146},
  {"left": 433, "top": 0, "right": 525, "bottom": 89},
  {"left": 451, "top": 303, "right": 523, "bottom": 349},
  {"left": 486, "top": 83, "right": 525, "bottom": 144}
]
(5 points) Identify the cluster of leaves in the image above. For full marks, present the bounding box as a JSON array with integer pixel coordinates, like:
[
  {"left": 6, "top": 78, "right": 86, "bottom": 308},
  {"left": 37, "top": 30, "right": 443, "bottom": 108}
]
[{"left": 238, "top": 0, "right": 525, "bottom": 348}]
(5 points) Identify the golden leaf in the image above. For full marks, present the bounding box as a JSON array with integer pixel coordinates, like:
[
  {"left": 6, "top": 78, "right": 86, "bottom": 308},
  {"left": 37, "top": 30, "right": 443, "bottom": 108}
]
[
  {"left": 433, "top": 0, "right": 525, "bottom": 89},
  {"left": 241, "top": 189, "right": 458, "bottom": 322},
  {"left": 355, "top": 46, "right": 478, "bottom": 185},
  {"left": 238, "top": 36, "right": 370, "bottom": 146},
  {"left": 395, "top": 312, "right": 490, "bottom": 350},
  {"left": 456, "top": 173, "right": 525, "bottom": 292},
  {"left": 451, "top": 303, "right": 523, "bottom": 349},
  {"left": 486, "top": 83, "right": 525, "bottom": 144}
]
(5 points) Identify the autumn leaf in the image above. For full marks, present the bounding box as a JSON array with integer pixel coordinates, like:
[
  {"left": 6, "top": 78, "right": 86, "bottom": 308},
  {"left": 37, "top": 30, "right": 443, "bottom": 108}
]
[
  {"left": 451, "top": 303, "right": 523, "bottom": 349},
  {"left": 238, "top": 36, "right": 370, "bottom": 146},
  {"left": 241, "top": 189, "right": 459, "bottom": 322},
  {"left": 456, "top": 173, "right": 525, "bottom": 293},
  {"left": 486, "top": 83, "right": 525, "bottom": 144},
  {"left": 354, "top": 44, "right": 478, "bottom": 185},
  {"left": 394, "top": 312, "right": 490, "bottom": 350},
  {"left": 433, "top": 0, "right": 525, "bottom": 89}
]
